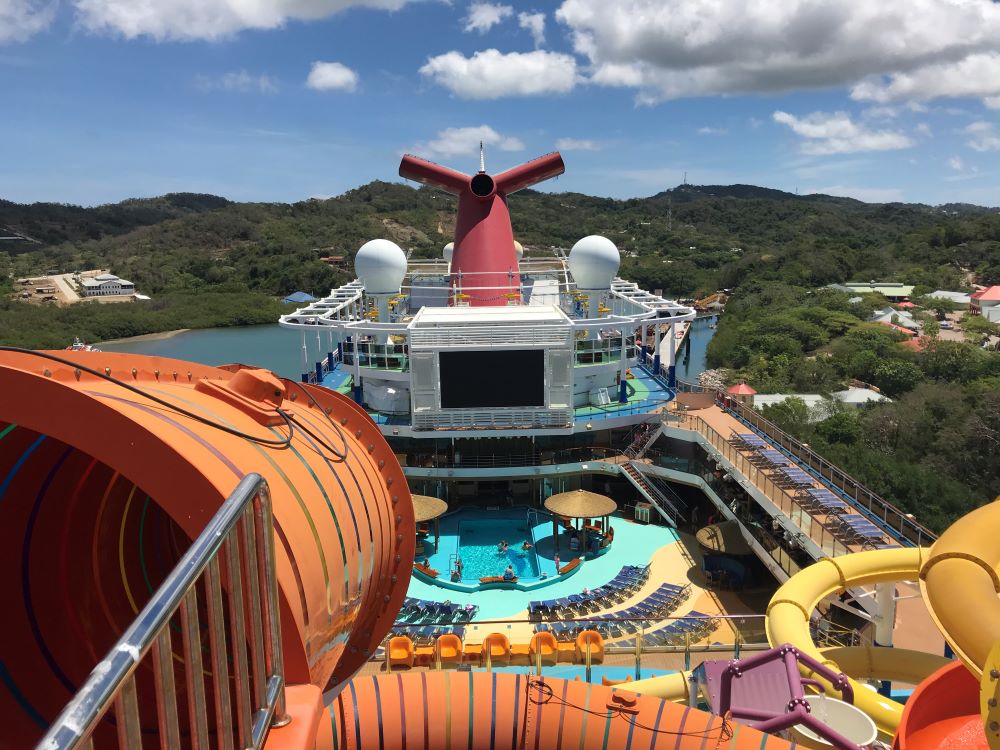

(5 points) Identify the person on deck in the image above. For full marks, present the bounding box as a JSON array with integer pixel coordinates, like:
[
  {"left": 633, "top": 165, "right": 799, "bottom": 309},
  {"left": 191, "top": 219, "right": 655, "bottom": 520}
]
[{"left": 503, "top": 565, "right": 515, "bottom": 581}]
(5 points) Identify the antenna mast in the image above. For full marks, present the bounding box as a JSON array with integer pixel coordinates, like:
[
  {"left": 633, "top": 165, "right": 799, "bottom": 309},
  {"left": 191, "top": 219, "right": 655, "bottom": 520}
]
[{"left": 479, "top": 141, "right": 485, "bottom": 173}]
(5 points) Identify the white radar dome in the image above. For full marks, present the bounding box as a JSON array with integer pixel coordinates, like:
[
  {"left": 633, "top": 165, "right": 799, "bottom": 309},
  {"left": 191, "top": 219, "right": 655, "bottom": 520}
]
[
  {"left": 568, "top": 235, "right": 620, "bottom": 290},
  {"left": 443, "top": 242, "right": 454, "bottom": 263},
  {"left": 513, "top": 240, "right": 524, "bottom": 260},
  {"left": 355, "top": 239, "right": 407, "bottom": 294}
]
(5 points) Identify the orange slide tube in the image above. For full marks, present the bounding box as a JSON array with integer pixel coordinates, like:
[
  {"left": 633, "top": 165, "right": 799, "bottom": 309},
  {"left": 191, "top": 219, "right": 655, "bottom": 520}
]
[
  {"left": 0, "top": 351, "right": 412, "bottom": 746},
  {"left": 317, "top": 672, "right": 794, "bottom": 750}
]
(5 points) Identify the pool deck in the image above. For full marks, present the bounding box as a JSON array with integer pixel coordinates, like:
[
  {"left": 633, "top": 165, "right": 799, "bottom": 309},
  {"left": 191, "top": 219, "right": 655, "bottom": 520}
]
[{"left": 408, "top": 508, "right": 765, "bottom": 647}]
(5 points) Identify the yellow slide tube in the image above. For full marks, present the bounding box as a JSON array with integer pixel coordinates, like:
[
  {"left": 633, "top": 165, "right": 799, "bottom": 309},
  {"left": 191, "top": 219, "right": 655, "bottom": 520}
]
[
  {"left": 765, "top": 548, "right": 929, "bottom": 735},
  {"left": 919, "top": 496, "right": 1000, "bottom": 682}
]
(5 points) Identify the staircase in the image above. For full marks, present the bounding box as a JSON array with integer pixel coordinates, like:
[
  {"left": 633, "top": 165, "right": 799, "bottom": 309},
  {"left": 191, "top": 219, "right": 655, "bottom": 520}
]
[
  {"left": 621, "top": 460, "right": 685, "bottom": 526},
  {"left": 624, "top": 422, "right": 664, "bottom": 460}
]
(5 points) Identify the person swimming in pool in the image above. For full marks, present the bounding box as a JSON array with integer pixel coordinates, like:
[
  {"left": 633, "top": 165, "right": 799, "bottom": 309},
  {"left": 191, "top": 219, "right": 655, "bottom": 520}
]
[
  {"left": 521, "top": 540, "right": 533, "bottom": 551},
  {"left": 498, "top": 540, "right": 508, "bottom": 554}
]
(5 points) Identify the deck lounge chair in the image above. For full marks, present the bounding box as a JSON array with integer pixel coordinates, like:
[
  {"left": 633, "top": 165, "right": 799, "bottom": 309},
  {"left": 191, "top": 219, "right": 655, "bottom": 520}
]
[
  {"left": 481, "top": 632, "right": 511, "bottom": 665},
  {"left": 434, "top": 634, "right": 464, "bottom": 667},
  {"left": 529, "top": 631, "right": 559, "bottom": 666},
  {"left": 388, "top": 636, "right": 415, "bottom": 670},
  {"left": 575, "top": 630, "right": 604, "bottom": 664}
]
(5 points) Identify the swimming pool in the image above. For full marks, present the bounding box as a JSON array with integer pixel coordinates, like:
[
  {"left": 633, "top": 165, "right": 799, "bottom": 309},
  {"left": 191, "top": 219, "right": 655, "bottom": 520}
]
[{"left": 458, "top": 517, "right": 539, "bottom": 580}]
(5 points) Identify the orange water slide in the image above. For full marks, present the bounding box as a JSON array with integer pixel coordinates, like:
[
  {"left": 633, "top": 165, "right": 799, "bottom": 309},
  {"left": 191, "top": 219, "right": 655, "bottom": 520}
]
[
  {"left": 0, "top": 350, "right": 412, "bottom": 746},
  {"left": 313, "top": 672, "right": 793, "bottom": 750}
]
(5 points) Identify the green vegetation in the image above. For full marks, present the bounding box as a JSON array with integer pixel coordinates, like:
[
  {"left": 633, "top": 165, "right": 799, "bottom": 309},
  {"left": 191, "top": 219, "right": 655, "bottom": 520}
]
[
  {"left": 1, "top": 179, "right": 998, "bottom": 529},
  {"left": 0, "top": 291, "right": 288, "bottom": 349},
  {"left": 710, "top": 281, "right": 999, "bottom": 531}
]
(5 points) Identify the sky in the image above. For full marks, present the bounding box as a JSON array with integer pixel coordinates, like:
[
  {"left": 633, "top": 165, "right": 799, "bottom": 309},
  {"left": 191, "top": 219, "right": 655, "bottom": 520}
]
[{"left": 2, "top": 0, "right": 1000, "bottom": 206}]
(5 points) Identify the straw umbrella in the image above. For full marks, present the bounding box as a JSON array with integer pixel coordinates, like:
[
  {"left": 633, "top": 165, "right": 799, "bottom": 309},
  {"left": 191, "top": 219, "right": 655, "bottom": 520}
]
[
  {"left": 543, "top": 489, "right": 617, "bottom": 554},
  {"left": 412, "top": 494, "right": 448, "bottom": 553}
]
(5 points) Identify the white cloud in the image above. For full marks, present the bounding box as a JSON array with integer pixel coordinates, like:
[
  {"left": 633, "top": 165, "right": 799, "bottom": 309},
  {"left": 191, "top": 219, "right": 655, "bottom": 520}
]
[
  {"left": 72, "top": 0, "right": 415, "bottom": 41},
  {"left": 555, "top": 0, "right": 1000, "bottom": 107},
  {"left": 915, "top": 123, "right": 932, "bottom": 137},
  {"left": 555, "top": 137, "right": 600, "bottom": 151},
  {"left": 810, "top": 185, "right": 904, "bottom": 203},
  {"left": 196, "top": 70, "right": 278, "bottom": 93},
  {"left": 0, "top": 0, "right": 56, "bottom": 43},
  {"left": 773, "top": 110, "right": 914, "bottom": 155},
  {"left": 518, "top": 11, "right": 544, "bottom": 47},
  {"left": 306, "top": 61, "right": 358, "bottom": 92},
  {"left": 964, "top": 121, "right": 1000, "bottom": 152},
  {"left": 420, "top": 49, "right": 577, "bottom": 99},
  {"left": 463, "top": 2, "right": 511, "bottom": 33},
  {"left": 697, "top": 126, "right": 726, "bottom": 135},
  {"left": 415, "top": 125, "right": 525, "bottom": 159},
  {"left": 986, "top": 97, "right": 1000, "bottom": 110},
  {"left": 948, "top": 156, "right": 964, "bottom": 171},
  {"left": 851, "top": 53, "right": 1000, "bottom": 108}
]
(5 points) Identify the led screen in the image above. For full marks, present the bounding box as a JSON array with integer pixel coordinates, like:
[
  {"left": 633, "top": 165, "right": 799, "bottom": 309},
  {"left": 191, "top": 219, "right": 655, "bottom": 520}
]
[{"left": 439, "top": 349, "right": 545, "bottom": 408}]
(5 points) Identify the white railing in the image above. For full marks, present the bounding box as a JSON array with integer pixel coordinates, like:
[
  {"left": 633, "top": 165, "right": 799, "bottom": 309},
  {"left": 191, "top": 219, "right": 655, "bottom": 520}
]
[{"left": 37, "top": 474, "right": 287, "bottom": 750}]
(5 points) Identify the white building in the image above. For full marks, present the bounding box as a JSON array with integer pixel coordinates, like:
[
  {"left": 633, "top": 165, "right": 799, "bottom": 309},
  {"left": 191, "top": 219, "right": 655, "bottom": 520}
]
[{"left": 79, "top": 273, "right": 136, "bottom": 297}]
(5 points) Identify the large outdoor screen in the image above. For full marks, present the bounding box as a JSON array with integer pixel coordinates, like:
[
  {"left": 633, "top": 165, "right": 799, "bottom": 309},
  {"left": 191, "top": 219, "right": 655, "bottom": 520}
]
[{"left": 439, "top": 349, "right": 545, "bottom": 408}]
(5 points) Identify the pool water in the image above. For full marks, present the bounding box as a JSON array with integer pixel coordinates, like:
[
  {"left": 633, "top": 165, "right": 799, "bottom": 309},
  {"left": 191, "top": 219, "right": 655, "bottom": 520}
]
[{"left": 458, "top": 518, "right": 539, "bottom": 580}]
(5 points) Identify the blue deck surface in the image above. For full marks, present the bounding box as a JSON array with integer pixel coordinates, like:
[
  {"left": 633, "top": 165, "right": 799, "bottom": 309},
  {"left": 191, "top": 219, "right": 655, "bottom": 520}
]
[
  {"left": 409, "top": 509, "right": 679, "bottom": 621},
  {"left": 322, "top": 363, "right": 674, "bottom": 425}
]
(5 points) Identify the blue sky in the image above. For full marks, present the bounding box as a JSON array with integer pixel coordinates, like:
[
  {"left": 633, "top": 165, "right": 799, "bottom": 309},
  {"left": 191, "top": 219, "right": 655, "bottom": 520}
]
[{"left": 1, "top": 0, "right": 999, "bottom": 206}]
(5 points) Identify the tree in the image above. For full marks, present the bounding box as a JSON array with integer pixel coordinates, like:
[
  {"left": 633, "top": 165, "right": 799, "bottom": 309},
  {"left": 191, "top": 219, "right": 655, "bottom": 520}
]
[{"left": 871, "top": 360, "right": 924, "bottom": 398}]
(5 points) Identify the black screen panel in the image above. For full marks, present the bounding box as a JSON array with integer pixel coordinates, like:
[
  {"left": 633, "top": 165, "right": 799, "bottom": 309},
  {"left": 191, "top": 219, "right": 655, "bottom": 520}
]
[{"left": 439, "top": 349, "right": 545, "bottom": 408}]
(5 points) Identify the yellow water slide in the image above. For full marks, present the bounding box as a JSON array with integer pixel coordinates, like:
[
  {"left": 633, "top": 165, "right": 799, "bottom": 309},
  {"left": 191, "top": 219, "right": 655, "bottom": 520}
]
[{"left": 629, "top": 547, "right": 952, "bottom": 736}]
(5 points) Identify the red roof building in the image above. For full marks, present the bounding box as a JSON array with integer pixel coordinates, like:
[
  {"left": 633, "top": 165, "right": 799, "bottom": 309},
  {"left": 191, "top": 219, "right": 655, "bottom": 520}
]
[
  {"left": 970, "top": 285, "right": 1000, "bottom": 317},
  {"left": 727, "top": 383, "right": 757, "bottom": 395},
  {"left": 879, "top": 321, "right": 917, "bottom": 336}
]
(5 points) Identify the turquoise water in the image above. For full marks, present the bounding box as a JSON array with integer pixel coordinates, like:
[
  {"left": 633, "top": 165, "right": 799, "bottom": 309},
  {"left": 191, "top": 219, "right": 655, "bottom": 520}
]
[
  {"left": 676, "top": 315, "right": 716, "bottom": 381},
  {"left": 411, "top": 510, "right": 679, "bottom": 621},
  {"left": 458, "top": 518, "right": 539, "bottom": 580},
  {"left": 99, "top": 324, "right": 319, "bottom": 379}
]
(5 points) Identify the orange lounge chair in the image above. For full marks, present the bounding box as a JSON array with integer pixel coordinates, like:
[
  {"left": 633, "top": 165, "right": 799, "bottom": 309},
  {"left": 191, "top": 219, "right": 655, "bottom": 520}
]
[
  {"left": 528, "top": 631, "right": 559, "bottom": 666},
  {"left": 575, "top": 630, "right": 604, "bottom": 665},
  {"left": 388, "top": 636, "right": 415, "bottom": 670},
  {"left": 434, "top": 634, "right": 464, "bottom": 667},
  {"left": 481, "top": 633, "right": 511, "bottom": 666}
]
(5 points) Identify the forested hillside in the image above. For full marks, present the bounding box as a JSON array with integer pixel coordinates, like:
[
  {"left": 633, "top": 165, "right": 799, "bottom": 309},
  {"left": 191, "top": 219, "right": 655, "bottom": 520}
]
[
  {"left": 1, "top": 179, "right": 998, "bottom": 525},
  {"left": 4, "top": 181, "right": 999, "bottom": 303}
]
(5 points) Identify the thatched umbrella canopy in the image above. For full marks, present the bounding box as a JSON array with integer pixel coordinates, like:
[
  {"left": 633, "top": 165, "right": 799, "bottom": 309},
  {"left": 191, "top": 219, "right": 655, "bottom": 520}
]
[
  {"left": 695, "top": 520, "right": 752, "bottom": 556},
  {"left": 544, "top": 490, "right": 617, "bottom": 556},
  {"left": 412, "top": 494, "right": 448, "bottom": 523},
  {"left": 544, "top": 490, "right": 617, "bottom": 518},
  {"left": 412, "top": 495, "right": 448, "bottom": 554}
]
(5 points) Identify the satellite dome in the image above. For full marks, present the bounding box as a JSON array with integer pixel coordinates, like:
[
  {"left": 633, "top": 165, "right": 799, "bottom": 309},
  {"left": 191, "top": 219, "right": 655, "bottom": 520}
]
[
  {"left": 513, "top": 240, "right": 524, "bottom": 260},
  {"left": 355, "top": 239, "right": 407, "bottom": 294},
  {"left": 443, "top": 242, "right": 454, "bottom": 263},
  {"left": 568, "top": 235, "right": 620, "bottom": 290}
]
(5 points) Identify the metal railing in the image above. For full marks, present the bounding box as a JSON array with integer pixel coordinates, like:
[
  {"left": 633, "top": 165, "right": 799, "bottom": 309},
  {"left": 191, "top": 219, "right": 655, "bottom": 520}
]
[
  {"left": 402, "top": 446, "right": 632, "bottom": 469},
  {"left": 38, "top": 474, "right": 288, "bottom": 750},
  {"left": 342, "top": 341, "right": 409, "bottom": 371},
  {"left": 719, "top": 396, "right": 938, "bottom": 547}
]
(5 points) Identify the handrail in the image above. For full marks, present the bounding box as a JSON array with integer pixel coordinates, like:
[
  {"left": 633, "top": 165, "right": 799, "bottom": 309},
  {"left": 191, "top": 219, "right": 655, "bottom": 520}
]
[
  {"left": 718, "top": 394, "right": 938, "bottom": 546},
  {"left": 37, "top": 473, "right": 287, "bottom": 750}
]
